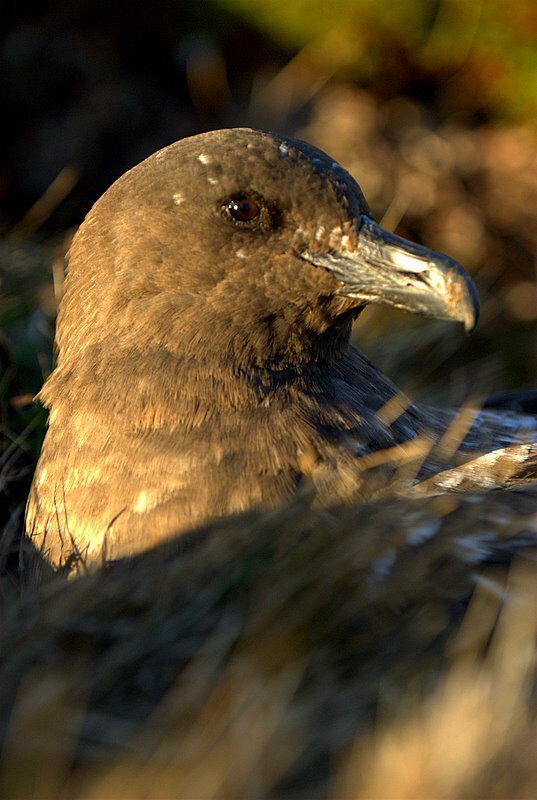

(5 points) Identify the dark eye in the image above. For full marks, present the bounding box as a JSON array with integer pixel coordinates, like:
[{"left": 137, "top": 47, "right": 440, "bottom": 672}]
[{"left": 226, "top": 197, "right": 260, "bottom": 223}]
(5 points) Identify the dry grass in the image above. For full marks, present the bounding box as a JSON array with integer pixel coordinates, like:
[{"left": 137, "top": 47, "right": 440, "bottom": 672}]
[
  {"left": 1, "top": 492, "right": 536, "bottom": 798},
  {"left": 338, "top": 560, "right": 537, "bottom": 800}
]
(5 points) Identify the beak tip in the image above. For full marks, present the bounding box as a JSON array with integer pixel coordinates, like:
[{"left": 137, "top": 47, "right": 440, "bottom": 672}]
[
  {"left": 462, "top": 303, "right": 479, "bottom": 333},
  {"left": 462, "top": 278, "right": 480, "bottom": 333},
  {"left": 464, "top": 315, "right": 477, "bottom": 334}
]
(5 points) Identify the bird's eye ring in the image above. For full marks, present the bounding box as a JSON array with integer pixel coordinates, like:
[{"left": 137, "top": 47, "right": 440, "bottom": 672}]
[{"left": 226, "top": 197, "right": 260, "bottom": 223}]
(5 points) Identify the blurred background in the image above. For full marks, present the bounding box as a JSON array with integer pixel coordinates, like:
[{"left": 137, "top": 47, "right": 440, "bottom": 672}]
[{"left": 1, "top": 0, "right": 537, "bottom": 521}]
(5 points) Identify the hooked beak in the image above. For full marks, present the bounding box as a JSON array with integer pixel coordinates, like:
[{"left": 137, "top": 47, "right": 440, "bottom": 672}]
[{"left": 301, "top": 216, "right": 479, "bottom": 332}]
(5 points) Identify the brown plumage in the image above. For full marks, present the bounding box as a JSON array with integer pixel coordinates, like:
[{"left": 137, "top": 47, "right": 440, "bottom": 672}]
[{"left": 25, "top": 128, "right": 537, "bottom": 570}]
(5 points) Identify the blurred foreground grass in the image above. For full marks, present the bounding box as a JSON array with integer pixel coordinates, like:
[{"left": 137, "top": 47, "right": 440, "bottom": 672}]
[{"left": 1, "top": 495, "right": 536, "bottom": 798}]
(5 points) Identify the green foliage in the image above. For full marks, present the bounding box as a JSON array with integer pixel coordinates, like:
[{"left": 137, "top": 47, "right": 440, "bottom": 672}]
[{"left": 217, "top": 0, "right": 537, "bottom": 122}]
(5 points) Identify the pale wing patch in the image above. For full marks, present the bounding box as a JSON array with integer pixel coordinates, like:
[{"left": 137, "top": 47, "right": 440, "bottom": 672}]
[
  {"left": 406, "top": 519, "right": 441, "bottom": 546},
  {"left": 453, "top": 534, "right": 496, "bottom": 564},
  {"left": 370, "top": 547, "right": 397, "bottom": 581}
]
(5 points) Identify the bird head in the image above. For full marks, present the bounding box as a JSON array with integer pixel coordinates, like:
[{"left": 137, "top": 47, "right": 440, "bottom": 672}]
[{"left": 58, "top": 128, "right": 479, "bottom": 371}]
